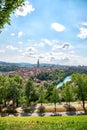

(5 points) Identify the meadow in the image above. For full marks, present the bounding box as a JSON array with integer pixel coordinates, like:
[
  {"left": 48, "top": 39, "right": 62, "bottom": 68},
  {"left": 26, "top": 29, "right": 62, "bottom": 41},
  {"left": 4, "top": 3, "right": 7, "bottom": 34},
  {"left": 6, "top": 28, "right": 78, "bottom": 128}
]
[{"left": 0, "top": 116, "right": 87, "bottom": 130}]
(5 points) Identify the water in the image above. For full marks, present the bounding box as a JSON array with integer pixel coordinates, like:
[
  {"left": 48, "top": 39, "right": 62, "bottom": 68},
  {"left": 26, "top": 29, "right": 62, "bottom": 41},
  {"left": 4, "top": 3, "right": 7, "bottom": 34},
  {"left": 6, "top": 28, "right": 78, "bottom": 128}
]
[{"left": 57, "top": 76, "right": 71, "bottom": 88}]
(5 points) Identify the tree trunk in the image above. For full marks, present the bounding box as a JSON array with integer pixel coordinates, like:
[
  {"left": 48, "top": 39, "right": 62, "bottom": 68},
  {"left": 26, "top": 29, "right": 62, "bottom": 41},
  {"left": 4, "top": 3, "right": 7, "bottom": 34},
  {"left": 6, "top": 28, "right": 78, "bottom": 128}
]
[
  {"left": 54, "top": 103, "right": 56, "bottom": 114},
  {"left": 16, "top": 100, "right": 19, "bottom": 107},
  {"left": 69, "top": 100, "right": 71, "bottom": 110},
  {"left": 4, "top": 100, "right": 6, "bottom": 107},
  {"left": 41, "top": 102, "right": 42, "bottom": 108},
  {"left": 82, "top": 99, "right": 85, "bottom": 111},
  {"left": 13, "top": 99, "right": 15, "bottom": 109},
  {"left": 0, "top": 105, "right": 1, "bottom": 112}
]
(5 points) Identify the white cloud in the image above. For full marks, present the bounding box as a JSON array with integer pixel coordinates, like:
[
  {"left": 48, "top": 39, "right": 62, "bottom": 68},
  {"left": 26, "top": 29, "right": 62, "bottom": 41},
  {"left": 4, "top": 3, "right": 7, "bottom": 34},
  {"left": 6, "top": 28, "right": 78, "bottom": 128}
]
[
  {"left": 38, "top": 42, "right": 45, "bottom": 47},
  {"left": 6, "top": 45, "right": 18, "bottom": 51},
  {"left": 52, "top": 42, "right": 73, "bottom": 51},
  {"left": 18, "top": 49, "right": 23, "bottom": 53},
  {"left": 42, "top": 39, "right": 53, "bottom": 46},
  {"left": 1, "top": 46, "right": 87, "bottom": 66},
  {"left": 62, "top": 42, "right": 73, "bottom": 49},
  {"left": 81, "top": 22, "right": 87, "bottom": 26},
  {"left": 0, "top": 50, "right": 5, "bottom": 53},
  {"left": 77, "top": 27, "right": 87, "bottom": 39},
  {"left": 34, "top": 42, "right": 45, "bottom": 47},
  {"left": 25, "top": 47, "right": 37, "bottom": 52},
  {"left": 38, "top": 54, "right": 45, "bottom": 59},
  {"left": 35, "top": 39, "right": 59, "bottom": 47},
  {"left": 44, "top": 52, "right": 85, "bottom": 66},
  {"left": 18, "top": 31, "right": 23, "bottom": 38},
  {"left": 11, "top": 33, "right": 15, "bottom": 36},
  {"left": 43, "top": 39, "right": 58, "bottom": 46},
  {"left": 51, "top": 22, "right": 65, "bottom": 32},
  {"left": 18, "top": 41, "right": 23, "bottom": 45},
  {"left": 52, "top": 45, "right": 62, "bottom": 50},
  {"left": 22, "top": 47, "right": 37, "bottom": 57},
  {"left": 15, "top": 1, "right": 35, "bottom": 16}
]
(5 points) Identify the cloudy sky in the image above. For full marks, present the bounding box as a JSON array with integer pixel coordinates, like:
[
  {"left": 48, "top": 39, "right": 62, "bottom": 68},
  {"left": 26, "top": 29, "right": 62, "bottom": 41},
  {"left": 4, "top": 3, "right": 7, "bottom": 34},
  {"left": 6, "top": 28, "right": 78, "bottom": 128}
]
[{"left": 0, "top": 0, "right": 87, "bottom": 66}]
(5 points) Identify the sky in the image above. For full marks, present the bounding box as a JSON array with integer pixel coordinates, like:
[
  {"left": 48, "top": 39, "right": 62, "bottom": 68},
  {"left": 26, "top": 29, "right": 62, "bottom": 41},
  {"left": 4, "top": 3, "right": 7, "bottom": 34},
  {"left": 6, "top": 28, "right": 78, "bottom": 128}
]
[{"left": 0, "top": 0, "right": 87, "bottom": 66}]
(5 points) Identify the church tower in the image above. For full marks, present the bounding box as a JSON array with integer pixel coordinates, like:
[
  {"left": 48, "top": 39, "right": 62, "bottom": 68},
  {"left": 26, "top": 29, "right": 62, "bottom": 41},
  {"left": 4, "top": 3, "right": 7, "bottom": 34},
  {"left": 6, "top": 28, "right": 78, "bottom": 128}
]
[{"left": 37, "top": 59, "right": 40, "bottom": 68}]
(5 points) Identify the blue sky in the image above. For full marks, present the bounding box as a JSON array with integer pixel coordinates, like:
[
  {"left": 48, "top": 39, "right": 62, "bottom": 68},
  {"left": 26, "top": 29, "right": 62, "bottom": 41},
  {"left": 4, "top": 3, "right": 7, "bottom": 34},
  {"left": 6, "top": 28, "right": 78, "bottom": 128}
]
[{"left": 0, "top": 0, "right": 87, "bottom": 65}]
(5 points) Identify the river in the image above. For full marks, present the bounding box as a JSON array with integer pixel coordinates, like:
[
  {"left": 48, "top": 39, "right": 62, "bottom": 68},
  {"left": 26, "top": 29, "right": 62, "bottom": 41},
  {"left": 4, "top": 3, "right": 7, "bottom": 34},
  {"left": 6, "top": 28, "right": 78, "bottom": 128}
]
[{"left": 57, "top": 76, "right": 71, "bottom": 88}]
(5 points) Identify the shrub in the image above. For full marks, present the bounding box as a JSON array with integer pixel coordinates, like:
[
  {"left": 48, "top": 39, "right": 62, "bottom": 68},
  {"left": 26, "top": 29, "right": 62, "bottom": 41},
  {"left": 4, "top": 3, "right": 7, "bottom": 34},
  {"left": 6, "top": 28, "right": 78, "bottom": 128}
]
[{"left": 23, "top": 108, "right": 34, "bottom": 113}]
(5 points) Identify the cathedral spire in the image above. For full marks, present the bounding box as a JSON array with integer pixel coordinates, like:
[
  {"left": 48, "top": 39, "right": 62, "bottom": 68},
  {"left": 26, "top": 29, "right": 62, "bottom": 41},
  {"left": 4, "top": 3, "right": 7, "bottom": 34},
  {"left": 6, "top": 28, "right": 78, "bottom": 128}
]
[{"left": 37, "top": 59, "right": 40, "bottom": 68}]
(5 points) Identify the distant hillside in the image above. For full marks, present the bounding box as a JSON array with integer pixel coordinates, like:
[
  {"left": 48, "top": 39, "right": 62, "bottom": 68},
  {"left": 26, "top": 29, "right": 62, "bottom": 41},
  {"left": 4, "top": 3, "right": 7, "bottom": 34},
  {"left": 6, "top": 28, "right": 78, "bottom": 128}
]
[
  {"left": 0, "top": 61, "right": 56, "bottom": 67},
  {"left": 0, "top": 61, "right": 32, "bottom": 67},
  {"left": 0, "top": 61, "right": 57, "bottom": 72}
]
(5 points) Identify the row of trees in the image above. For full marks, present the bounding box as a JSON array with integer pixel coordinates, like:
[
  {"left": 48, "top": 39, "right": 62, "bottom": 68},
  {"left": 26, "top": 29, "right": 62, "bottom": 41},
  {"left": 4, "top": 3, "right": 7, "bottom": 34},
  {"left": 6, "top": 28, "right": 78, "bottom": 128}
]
[
  {"left": 0, "top": 73, "right": 87, "bottom": 111},
  {"left": 0, "top": 74, "right": 59, "bottom": 108}
]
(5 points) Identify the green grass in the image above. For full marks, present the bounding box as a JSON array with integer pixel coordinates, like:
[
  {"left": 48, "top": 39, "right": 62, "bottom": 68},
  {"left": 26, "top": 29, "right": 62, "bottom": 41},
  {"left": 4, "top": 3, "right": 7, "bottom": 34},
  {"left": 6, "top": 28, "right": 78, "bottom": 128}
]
[{"left": 0, "top": 116, "right": 87, "bottom": 130}]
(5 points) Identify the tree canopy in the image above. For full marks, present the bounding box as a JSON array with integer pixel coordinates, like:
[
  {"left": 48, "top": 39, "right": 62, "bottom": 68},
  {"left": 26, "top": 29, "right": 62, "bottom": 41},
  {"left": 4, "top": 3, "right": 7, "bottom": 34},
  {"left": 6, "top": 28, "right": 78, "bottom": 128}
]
[
  {"left": 72, "top": 73, "right": 87, "bottom": 109},
  {"left": 0, "top": 0, "right": 24, "bottom": 31}
]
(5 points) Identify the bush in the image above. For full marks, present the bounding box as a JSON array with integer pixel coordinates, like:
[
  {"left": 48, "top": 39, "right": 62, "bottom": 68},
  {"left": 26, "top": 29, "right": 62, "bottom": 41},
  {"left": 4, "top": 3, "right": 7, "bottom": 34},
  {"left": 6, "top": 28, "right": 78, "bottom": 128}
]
[
  {"left": 6, "top": 109, "right": 17, "bottom": 113},
  {"left": 1, "top": 108, "right": 17, "bottom": 114},
  {"left": 23, "top": 108, "right": 34, "bottom": 113}
]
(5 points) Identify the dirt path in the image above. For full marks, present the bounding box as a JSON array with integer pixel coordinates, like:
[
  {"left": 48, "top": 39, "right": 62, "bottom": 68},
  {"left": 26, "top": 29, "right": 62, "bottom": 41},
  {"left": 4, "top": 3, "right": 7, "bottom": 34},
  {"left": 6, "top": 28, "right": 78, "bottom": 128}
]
[{"left": 0, "top": 102, "right": 87, "bottom": 117}]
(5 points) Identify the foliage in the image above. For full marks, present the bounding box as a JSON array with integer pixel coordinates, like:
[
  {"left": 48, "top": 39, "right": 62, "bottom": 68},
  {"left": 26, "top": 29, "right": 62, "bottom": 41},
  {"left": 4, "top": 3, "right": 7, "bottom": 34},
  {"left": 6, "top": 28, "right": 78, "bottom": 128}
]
[
  {"left": 37, "top": 66, "right": 87, "bottom": 86},
  {"left": 61, "top": 82, "right": 74, "bottom": 106},
  {"left": 25, "top": 77, "right": 38, "bottom": 105},
  {"left": 23, "top": 108, "right": 35, "bottom": 113},
  {"left": 72, "top": 73, "right": 87, "bottom": 109},
  {"left": 37, "top": 68, "right": 66, "bottom": 85},
  {"left": 0, "top": 0, "right": 24, "bottom": 31},
  {"left": 0, "top": 74, "right": 23, "bottom": 107},
  {"left": 0, "top": 71, "right": 87, "bottom": 110},
  {"left": 38, "top": 85, "right": 45, "bottom": 107},
  {"left": 0, "top": 75, "right": 9, "bottom": 106},
  {"left": 45, "top": 84, "right": 54, "bottom": 102},
  {"left": 0, "top": 65, "right": 19, "bottom": 72},
  {"left": 51, "top": 87, "right": 60, "bottom": 113}
]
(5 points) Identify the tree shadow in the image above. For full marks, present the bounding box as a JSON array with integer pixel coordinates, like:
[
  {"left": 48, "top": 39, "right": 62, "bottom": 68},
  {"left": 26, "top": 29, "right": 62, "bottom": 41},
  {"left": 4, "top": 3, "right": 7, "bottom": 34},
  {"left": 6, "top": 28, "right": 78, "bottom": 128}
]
[
  {"left": 37, "top": 105, "right": 45, "bottom": 116},
  {"left": 0, "top": 104, "right": 37, "bottom": 117},
  {"left": 81, "top": 105, "right": 87, "bottom": 114},
  {"left": 20, "top": 104, "right": 37, "bottom": 116},
  {"left": 63, "top": 104, "right": 76, "bottom": 115},
  {"left": 77, "top": 111, "right": 87, "bottom": 115},
  {"left": 50, "top": 112, "right": 62, "bottom": 116}
]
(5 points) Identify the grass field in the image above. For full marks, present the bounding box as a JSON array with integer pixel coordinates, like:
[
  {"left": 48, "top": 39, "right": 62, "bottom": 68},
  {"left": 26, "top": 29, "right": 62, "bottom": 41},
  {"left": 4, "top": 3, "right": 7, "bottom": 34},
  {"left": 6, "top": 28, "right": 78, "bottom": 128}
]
[{"left": 0, "top": 116, "right": 87, "bottom": 130}]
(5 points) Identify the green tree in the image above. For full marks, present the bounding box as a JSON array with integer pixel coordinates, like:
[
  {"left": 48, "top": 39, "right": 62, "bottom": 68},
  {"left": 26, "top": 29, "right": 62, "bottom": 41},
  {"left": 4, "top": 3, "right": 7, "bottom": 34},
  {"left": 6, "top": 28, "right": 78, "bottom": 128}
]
[
  {"left": 72, "top": 73, "right": 87, "bottom": 109},
  {"left": 7, "top": 78, "right": 18, "bottom": 107},
  {"left": 0, "top": 75, "right": 9, "bottom": 107},
  {"left": 25, "top": 77, "right": 37, "bottom": 105},
  {"left": 45, "top": 84, "right": 54, "bottom": 102},
  {"left": 61, "top": 82, "right": 74, "bottom": 107},
  {"left": 0, "top": 0, "right": 24, "bottom": 31},
  {"left": 13, "top": 74, "right": 23, "bottom": 106},
  {"left": 51, "top": 87, "right": 60, "bottom": 114},
  {"left": 6, "top": 74, "right": 23, "bottom": 108},
  {"left": 38, "top": 85, "right": 45, "bottom": 108}
]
